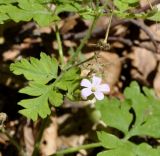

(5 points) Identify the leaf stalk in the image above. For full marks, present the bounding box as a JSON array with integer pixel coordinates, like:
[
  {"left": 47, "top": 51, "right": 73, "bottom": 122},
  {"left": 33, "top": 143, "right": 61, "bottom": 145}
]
[
  {"left": 51, "top": 142, "right": 102, "bottom": 156},
  {"left": 55, "top": 24, "right": 65, "bottom": 67}
]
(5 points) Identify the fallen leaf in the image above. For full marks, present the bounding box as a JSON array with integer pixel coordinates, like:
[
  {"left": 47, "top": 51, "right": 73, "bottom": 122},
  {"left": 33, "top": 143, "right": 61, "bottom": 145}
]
[
  {"left": 0, "top": 133, "right": 9, "bottom": 145},
  {"left": 129, "top": 47, "right": 156, "bottom": 79},
  {"left": 23, "top": 125, "right": 34, "bottom": 156},
  {"left": 3, "top": 49, "right": 20, "bottom": 61},
  {"left": 63, "top": 40, "right": 77, "bottom": 48},
  {"left": 154, "top": 63, "right": 160, "bottom": 97},
  {"left": 60, "top": 15, "right": 78, "bottom": 34},
  {"left": 140, "top": 23, "right": 160, "bottom": 42},
  {"left": 40, "top": 117, "right": 58, "bottom": 156}
]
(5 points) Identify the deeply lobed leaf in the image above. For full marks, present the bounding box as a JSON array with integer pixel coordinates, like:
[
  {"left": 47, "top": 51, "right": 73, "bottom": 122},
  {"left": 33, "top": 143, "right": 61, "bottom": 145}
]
[
  {"left": 96, "top": 97, "right": 132, "bottom": 135},
  {"left": 18, "top": 81, "right": 64, "bottom": 120},
  {"left": 96, "top": 81, "right": 160, "bottom": 156},
  {"left": 10, "top": 53, "right": 65, "bottom": 120},
  {"left": 124, "top": 82, "right": 160, "bottom": 138},
  {"left": 0, "top": 0, "right": 59, "bottom": 26},
  {"left": 97, "top": 142, "right": 160, "bottom": 156},
  {"left": 10, "top": 52, "right": 81, "bottom": 120},
  {"left": 10, "top": 52, "right": 58, "bottom": 84},
  {"left": 18, "top": 95, "right": 50, "bottom": 121}
]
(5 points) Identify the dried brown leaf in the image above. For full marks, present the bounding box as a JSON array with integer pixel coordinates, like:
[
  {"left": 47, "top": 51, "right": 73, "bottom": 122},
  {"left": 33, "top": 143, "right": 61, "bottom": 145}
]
[
  {"left": 23, "top": 125, "right": 34, "bottom": 156},
  {"left": 40, "top": 117, "right": 58, "bottom": 156},
  {"left": 154, "top": 63, "right": 160, "bottom": 97},
  {"left": 129, "top": 47, "right": 156, "bottom": 79}
]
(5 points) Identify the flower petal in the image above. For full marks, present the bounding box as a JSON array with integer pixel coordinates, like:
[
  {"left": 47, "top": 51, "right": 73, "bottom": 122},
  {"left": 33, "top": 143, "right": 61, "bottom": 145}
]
[
  {"left": 81, "top": 88, "right": 92, "bottom": 100},
  {"left": 94, "top": 91, "right": 104, "bottom": 100},
  {"left": 81, "top": 79, "right": 92, "bottom": 88},
  {"left": 92, "top": 76, "right": 102, "bottom": 86},
  {"left": 98, "top": 84, "right": 110, "bottom": 93}
]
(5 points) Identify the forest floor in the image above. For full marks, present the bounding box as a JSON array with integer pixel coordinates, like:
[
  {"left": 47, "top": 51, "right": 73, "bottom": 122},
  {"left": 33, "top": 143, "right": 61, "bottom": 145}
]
[{"left": 0, "top": 5, "right": 160, "bottom": 156}]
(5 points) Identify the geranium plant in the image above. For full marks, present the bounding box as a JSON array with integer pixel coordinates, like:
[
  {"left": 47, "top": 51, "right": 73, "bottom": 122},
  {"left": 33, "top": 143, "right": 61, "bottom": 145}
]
[{"left": 0, "top": 0, "right": 159, "bottom": 156}]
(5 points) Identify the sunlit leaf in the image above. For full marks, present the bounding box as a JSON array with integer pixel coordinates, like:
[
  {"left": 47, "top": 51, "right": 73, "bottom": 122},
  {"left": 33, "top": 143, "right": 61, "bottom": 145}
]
[
  {"left": 97, "top": 81, "right": 160, "bottom": 156},
  {"left": 10, "top": 52, "right": 58, "bottom": 84}
]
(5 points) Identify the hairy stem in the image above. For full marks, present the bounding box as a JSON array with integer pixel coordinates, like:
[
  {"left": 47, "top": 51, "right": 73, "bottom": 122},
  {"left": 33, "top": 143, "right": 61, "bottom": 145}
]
[
  {"left": 51, "top": 142, "right": 102, "bottom": 156},
  {"left": 103, "top": 11, "right": 113, "bottom": 44},
  {"left": 147, "top": 0, "right": 154, "bottom": 9},
  {"left": 73, "top": 14, "right": 99, "bottom": 59},
  {"left": 65, "top": 54, "right": 96, "bottom": 70},
  {"left": 55, "top": 24, "right": 65, "bottom": 67}
]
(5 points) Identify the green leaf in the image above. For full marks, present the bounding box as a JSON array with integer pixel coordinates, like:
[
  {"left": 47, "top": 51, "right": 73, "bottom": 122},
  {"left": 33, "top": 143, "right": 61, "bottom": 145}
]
[
  {"left": 10, "top": 53, "right": 63, "bottom": 120},
  {"left": 18, "top": 0, "right": 58, "bottom": 26},
  {"left": 10, "top": 52, "right": 58, "bottom": 84},
  {"left": 130, "top": 116, "right": 160, "bottom": 138},
  {"left": 0, "top": 0, "right": 16, "bottom": 4},
  {"left": 18, "top": 82, "right": 63, "bottom": 120},
  {"left": 97, "top": 81, "right": 160, "bottom": 156},
  {"left": 49, "top": 90, "right": 63, "bottom": 107},
  {"left": 10, "top": 52, "right": 81, "bottom": 120},
  {"left": 55, "top": 3, "right": 80, "bottom": 15},
  {"left": 114, "top": 0, "right": 129, "bottom": 11},
  {"left": 124, "top": 81, "right": 160, "bottom": 138},
  {"left": 18, "top": 82, "right": 52, "bottom": 120},
  {"left": 55, "top": 67, "right": 81, "bottom": 91},
  {"left": 78, "top": 7, "right": 96, "bottom": 20},
  {"left": 97, "top": 131, "right": 123, "bottom": 148},
  {"left": 55, "top": 67, "right": 81, "bottom": 100},
  {"left": 114, "top": 0, "right": 139, "bottom": 12},
  {"left": 145, "top": 8, "right": 158, "bottom": 18},
  {"left": 66, "top": 79, "right": 80, "bottom": 99},
  {"left": 113, "top": 10, "right": 137, "bottom": 19},
  {"left": 0, "top": 5, "right": 32, "bottom": 22},
  {"left": 36, "top": 0, "right": 53, "bottom": 3},
  {"left": 121, "top": 0, "right": 139, "bottom": 4},
  {"left": 98, "top": 142, "right": 160, "bottom": 156},
  {"left": 113, "top": 0, "right": 140, "bottom": 19},
  {"left": 96, "top": 82, "right": 160, "bottom": 139},
  {"left": 147, "top": 10, "right": 160, "bottom": 22},
  {"left": 19, "top": 82, "right": 49, "bottom": 96},
  {"left": 0, "top": 13, "right": 9, "bottom": 24},
  {"left": 124, "top": 81, "right": 148, "bottom": 126},
  {"left": 96, "top": 97, "right": 132, "bottom": 135},
  {"left": 135, "top": 143, "right": 160, "bottom": 156},
  {"left": 0, "top": 0, "right": 59, "bottom": 26},
  {"left": 97, "top": 142, "right": 135, "bottom": 156},
  {"left": 19, "top": 94, "right": 50, "bottom": 121}
]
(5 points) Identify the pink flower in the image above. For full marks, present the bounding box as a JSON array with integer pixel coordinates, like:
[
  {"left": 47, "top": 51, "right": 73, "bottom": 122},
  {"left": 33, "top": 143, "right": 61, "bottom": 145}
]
[{"left": 80, "top": 76, "right": 110, "bottom": 100}]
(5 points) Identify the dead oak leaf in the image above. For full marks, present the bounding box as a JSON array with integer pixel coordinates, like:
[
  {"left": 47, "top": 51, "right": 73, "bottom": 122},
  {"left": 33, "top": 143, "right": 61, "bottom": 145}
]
[{"left": 129, "top": 47, "right": 157, "bottom": 79}]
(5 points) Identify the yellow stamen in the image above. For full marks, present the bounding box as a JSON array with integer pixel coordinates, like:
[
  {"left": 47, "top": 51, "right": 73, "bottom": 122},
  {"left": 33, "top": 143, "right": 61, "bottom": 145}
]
[{"left": 91, "top": 87, "right": 96, "bottom": 92}]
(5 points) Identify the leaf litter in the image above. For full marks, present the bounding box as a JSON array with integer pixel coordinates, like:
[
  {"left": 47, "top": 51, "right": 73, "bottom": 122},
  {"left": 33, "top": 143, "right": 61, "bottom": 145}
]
[{"left": 0, "top": 2, "right": 160, "bottom": 156}]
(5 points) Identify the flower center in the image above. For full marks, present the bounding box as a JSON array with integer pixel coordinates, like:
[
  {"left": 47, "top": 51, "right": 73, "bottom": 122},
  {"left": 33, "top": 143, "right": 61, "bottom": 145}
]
[{"left": 91, "top": 86, "right": 97, "bottom": 92}]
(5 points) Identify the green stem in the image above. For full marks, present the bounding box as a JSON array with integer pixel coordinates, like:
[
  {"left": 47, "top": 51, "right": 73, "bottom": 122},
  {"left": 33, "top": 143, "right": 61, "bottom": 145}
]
[
  {"left": 51, "top": 142, "right": 102, "bottom": 156},
  {"left": 32, "top": 116, "right": 50, "bottom": 156},
  {"left": 147, "top": 0, "right": 153, "bottom": 9},
  {"left": 73, "top": 14, "right": 99, "bottom": 59},
  {"left": 65, "top": 54, "right": 96, "bottom": 70},
  {"left": 123, "top": 128, "right": 136, "bottom": 141},
  {"left": 55, "top": 24, "right": 65, "bottom": 67},
  {"left": 103, "top": 11, "right": 113, "bottom": 44}
]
